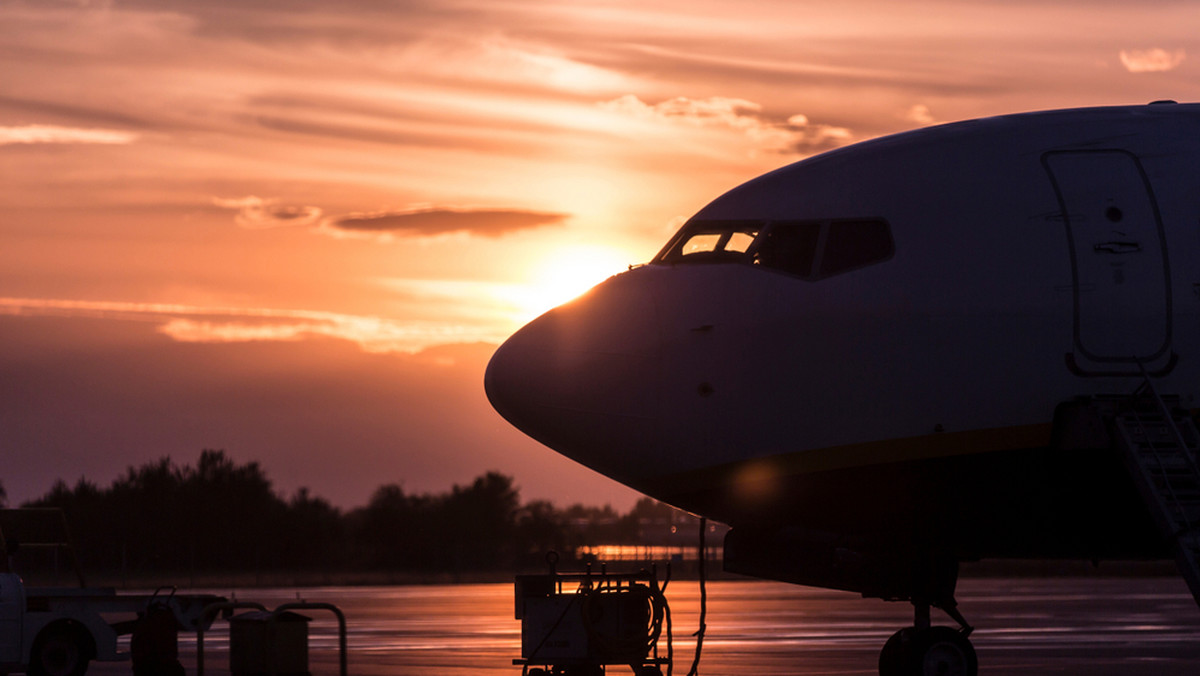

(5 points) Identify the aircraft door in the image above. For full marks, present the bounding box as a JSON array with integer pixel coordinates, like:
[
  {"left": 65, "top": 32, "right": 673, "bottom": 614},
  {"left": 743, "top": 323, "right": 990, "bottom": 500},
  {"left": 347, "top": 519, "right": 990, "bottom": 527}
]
[{"left": 1043, "top": 150, "right": 1173, "bottom": 375}]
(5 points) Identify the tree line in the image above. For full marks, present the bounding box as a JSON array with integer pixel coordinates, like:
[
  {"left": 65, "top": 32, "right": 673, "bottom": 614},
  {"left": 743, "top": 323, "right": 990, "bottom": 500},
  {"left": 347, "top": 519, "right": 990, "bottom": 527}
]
[{"left": 4, "top": 450, "right": 701, "bottom": 577}]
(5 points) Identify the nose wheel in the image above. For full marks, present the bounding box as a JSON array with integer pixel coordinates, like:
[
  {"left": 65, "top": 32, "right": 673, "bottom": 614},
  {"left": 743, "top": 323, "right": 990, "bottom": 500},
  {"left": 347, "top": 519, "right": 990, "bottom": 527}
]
[{"left": 878, "top": 601, "right": 977, "bottom": 676}]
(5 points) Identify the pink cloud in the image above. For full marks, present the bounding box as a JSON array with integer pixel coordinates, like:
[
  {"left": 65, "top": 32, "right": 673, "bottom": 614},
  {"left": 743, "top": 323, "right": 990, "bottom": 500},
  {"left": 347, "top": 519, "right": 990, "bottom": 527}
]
[
  {"left": 1119, "top": 48, "right": 1186, "bottom": 73},
  {"left": 326, "top": 206, "right": 568, "bottom": 238},
  {"left": 0, "top": 124, "right": 136, "bottom": 145}
]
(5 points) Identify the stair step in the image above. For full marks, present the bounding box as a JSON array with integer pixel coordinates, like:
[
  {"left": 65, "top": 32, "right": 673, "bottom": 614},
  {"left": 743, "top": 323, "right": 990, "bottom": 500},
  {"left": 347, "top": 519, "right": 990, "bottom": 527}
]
[{"left": 1110, "top": 393, "right": 1200, "bottom": 611}]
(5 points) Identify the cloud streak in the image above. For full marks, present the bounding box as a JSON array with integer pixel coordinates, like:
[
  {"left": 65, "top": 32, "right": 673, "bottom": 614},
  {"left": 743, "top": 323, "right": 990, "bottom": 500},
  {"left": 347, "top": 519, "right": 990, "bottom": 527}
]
[
  {"left": 213, "top": 196, "right": 567, "bottom": 240},
  {"left": 326, "top": 207, "right": 569, "bottom": 238},
  {"left": 213, "top": 196, "right": 323, "bottom": 229},
  {"left": 0, "top": 124, "right": 137, "bottom": 145},
  {"left": 0, "top": 297, "right": 503, "bottom": 354},
  {"left": 599, "top": 95, "right": 853, "bottom": 154},
  {"left": 1119, "top": 48, "right": 1186, "bottom": 73}
]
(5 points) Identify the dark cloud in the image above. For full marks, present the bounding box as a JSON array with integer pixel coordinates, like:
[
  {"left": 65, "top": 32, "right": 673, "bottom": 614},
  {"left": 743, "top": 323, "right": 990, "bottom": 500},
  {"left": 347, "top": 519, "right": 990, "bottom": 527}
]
[
  {"left": 111, "top": 0, "right": 468, "bottom": 46},
  {"left": 0, "top": 95, "right": 152, "bottom": 129},
  {"left": 253, "top": 115, "right": 454, "bottom": 150},
  {"left": 246, "top": 92, "right": 575, "bottom": 157},
  {"left": 329, "top": 207, "right": 569, "bottom": 237},
  {"left": 267, "top": 204, "right": 318, "bottom": 221},
  {"left": 250, "top": 93, "right": 566, "bottom": 138},
  {"left": 212, "top": 196, "right": 323, "bottom": 229}
]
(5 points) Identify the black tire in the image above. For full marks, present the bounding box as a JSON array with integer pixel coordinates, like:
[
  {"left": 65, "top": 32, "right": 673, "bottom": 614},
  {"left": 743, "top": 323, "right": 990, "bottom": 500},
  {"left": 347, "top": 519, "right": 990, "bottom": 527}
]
[
  {"left": 29, "top": 626, "right": 91, "bottom": 676},
  {"left": 878, "top": 627, "right": 913, "bottom": 676},
  {"left": 908, "top": 626, "right": 977, "bottom": 676}
]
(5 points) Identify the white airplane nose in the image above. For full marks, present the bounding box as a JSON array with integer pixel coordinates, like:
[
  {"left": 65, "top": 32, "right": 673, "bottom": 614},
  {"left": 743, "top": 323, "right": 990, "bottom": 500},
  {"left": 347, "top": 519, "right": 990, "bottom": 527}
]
[{"left": 484, "top": 271, "right": 662, "bottom": 484}]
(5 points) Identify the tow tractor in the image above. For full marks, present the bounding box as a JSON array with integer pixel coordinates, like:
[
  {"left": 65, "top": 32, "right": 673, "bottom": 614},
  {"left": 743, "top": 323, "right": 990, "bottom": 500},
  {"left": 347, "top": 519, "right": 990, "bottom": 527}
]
[{"left": 1, "top": 509, "right": 226, "bottom": 676}]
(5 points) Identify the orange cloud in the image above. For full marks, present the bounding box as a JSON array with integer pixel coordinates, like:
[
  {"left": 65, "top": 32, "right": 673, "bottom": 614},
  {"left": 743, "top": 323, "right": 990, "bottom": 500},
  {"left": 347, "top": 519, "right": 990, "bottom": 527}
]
[
  {"left": 325, "top": 206, "right": 568, "bottom": 239},
  {"left": 156, "top": 317, "right": 487, "bottom": 354},
  {"left": 599, "top": 95, "right": 852, "bottom": 154},
  {"left": 213, "top": 196, "right": 323, "bottom": 229},
  {"left": 0, "top": 297, "right": 504, "bottom": 354},
  {"left": 904, "top": 104, "right": 937, "bottom": 126},
  {"left": 775, "top": 114, "right": 853, "bottom": 154},
  {"left": 1119, "top": 48, "right": 1186, "bottom": 73},
  {"left": 0, "top": 124, "right": 136, "bottom": 145},
  {"left": 601, "top": 94, "right": 765, "bottom": 128}
]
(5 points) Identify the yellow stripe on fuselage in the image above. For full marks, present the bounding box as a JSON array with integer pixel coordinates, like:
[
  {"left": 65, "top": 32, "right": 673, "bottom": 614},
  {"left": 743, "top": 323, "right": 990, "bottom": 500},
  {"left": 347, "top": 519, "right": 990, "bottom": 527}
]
[{"left": 642, "top": 422, "right": 1054, "bottom": 501}]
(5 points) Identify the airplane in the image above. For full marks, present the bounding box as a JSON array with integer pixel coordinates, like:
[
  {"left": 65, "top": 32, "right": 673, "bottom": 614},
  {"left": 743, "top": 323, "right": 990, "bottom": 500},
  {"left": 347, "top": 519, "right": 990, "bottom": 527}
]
[{"left": 485, "top": 101, "right": 1200, "bottom": 676}]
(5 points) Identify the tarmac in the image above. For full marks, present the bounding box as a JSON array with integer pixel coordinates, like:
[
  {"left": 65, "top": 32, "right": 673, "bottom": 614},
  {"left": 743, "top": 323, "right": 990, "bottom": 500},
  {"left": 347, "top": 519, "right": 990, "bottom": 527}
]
[{"left": 84, "top": 576, "right": 1200, "bottom": 675}]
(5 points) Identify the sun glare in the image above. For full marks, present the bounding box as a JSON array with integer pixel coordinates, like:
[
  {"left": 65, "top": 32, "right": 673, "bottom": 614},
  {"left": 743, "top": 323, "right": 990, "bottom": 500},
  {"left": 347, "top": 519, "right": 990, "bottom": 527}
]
[{"left": 516, "top": 245, "right": 632, "bottom": 319}]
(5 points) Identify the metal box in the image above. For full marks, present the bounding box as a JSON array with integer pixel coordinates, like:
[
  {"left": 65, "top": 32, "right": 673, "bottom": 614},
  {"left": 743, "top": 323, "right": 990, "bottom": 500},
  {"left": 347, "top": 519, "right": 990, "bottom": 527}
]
[
  {"left": 521, "top": 588, "right": 650, "bottom": 664},
  {"left": 229, "top": 610, "right": 311, "bottom": 676}
]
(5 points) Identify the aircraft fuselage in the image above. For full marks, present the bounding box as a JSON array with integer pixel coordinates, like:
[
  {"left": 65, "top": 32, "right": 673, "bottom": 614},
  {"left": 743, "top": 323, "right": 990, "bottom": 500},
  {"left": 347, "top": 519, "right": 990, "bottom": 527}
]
[{"left": 486, "top": 102, "right": 1200, "bottom": 574}]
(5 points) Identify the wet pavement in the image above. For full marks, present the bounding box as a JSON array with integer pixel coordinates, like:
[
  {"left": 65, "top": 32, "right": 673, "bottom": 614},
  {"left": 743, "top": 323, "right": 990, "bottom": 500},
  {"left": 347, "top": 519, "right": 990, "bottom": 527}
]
[{"left": 86, "top": 577, "right": 1200, "bottom": 675}]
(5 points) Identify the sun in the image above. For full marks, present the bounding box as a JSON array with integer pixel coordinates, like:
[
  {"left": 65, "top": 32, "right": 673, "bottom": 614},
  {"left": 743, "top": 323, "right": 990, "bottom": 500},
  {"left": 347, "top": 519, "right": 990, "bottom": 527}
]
[{"left": 516, "top": 245, "right": 633, "bottom": 319}]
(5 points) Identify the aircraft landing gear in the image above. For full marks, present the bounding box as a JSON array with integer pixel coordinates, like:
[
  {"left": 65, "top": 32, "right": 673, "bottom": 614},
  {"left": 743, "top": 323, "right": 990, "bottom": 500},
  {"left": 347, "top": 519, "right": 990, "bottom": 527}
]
[{"left": 878, "top": 600, "right": 976, "bottom": 676}]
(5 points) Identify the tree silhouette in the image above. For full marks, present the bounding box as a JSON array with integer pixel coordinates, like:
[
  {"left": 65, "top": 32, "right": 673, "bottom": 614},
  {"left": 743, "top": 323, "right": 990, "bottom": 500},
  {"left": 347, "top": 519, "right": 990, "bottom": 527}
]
[
  {"left": 444, "top": 472, "right": 519, "bottom": 570},
  {"left": 18, "top": 451, "right": 706, "bottom": 579}
]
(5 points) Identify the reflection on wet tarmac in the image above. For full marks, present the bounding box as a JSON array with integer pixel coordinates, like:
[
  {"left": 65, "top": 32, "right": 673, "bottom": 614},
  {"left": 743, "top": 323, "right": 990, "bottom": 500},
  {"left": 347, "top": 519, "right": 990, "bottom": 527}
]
[{"left": 90, "top": 578, "right": 1200, "bottom": 675}]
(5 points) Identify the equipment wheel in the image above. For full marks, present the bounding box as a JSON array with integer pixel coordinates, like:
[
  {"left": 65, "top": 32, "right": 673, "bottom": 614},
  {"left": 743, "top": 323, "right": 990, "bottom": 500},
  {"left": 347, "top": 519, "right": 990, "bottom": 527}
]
[
  {"left": 878, "top": 627, "right": 912, "bottom": 676},
  {"left": 909, "top": 626, "right": 976, "bottom": 676},
  {"left": 29, "top": 625, "right": 91, "bottom": 676},
  {"left": 878, "top": 626, "right": 976, "bottom": 676}
]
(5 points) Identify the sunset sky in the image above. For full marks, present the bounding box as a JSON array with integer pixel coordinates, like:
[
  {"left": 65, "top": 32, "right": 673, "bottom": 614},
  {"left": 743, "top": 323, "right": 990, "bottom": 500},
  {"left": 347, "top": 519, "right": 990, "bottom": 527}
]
[{"left": 3, "top": 0, "right": 1199, "bottom": 509}]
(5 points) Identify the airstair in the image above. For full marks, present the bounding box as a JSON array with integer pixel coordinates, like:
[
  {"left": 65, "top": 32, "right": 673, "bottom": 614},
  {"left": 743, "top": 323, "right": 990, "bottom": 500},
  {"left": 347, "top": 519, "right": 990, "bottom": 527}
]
[{"left": 1109, "top": 377, "right": 1200, "bottom": 606}]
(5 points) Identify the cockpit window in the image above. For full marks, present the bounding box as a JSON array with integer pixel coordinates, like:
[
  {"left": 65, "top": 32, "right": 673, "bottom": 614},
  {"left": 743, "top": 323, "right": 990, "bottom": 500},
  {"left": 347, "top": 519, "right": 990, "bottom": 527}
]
[
  {"left": 756, "top": 222, "right": 821, "bottom": 276},
  {"left": 679, "top": 233, "right": 722, "bottom": 256},
  {"left": 657, "top": 221, "right": 760, "bottom": 263},
  {"left": 654, "top": 218, "right": 893, "bottom": 280},
  {"left": 819, "top": 219, "right": 894, "bottom": 277}
]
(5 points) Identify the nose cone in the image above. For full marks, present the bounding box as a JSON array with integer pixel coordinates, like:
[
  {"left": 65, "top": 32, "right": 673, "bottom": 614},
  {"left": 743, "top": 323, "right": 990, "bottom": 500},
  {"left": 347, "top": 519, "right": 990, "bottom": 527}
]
[{"left": 485, "top": 270, "right": 662, "bottom": 485}]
